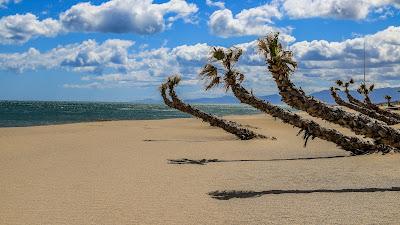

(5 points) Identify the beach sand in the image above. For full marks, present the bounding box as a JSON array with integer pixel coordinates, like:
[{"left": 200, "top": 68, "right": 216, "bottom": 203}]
[{"left": 1, "top": 113, "right": 400, "bottom": 225}]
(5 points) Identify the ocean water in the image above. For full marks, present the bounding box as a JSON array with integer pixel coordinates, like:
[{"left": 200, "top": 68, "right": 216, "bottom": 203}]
[{"left": 0, "top": 101, "right": 262, "bottom": 127}]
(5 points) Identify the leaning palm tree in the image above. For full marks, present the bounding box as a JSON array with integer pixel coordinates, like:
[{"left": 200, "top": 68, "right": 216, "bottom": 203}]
[
  {"left": 385, "top": 95, "right": 393, "bottom": 107},
  {"left": 199, "top": 47, "right": 394, "bottom": 154},
  {"left": 258, "top": 33, "right": 400, "bottom": 149},
  {"left": 336, "top": 79, "right": 364, "bottom": 107},
  {"left": 338, "top": 79, "right": 400, "bottom": 120},
  {"left": 330, "top": 87, "right": 399, "bottom": 125},
  {"left": 160, "top": 76, "right": 268, "bottom": 140}
]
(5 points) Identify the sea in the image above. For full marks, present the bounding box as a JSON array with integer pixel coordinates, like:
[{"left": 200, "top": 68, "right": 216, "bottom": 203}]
[{"left": 0, "top": 100, "right": 263, "bottom": 127}]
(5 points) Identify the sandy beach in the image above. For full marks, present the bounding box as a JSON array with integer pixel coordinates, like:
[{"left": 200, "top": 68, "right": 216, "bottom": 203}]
[{"left": 1, "top": 113, "right": 400, "bottom": 225}]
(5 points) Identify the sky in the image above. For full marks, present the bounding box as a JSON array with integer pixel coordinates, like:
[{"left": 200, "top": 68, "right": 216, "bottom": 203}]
[{"left": 0, "top": 0, "right": 399, "bottom": 102}]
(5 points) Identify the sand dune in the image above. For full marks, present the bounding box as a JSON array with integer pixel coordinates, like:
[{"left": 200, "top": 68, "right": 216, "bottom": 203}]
[{"left": 1, "top": 113, "right": 400, "bottom": 225}]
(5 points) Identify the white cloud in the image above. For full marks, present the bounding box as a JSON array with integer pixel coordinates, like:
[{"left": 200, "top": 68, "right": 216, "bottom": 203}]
[
  {"left": 289, "top": 26, "right": 400, "bottom": 89},
  {"left": 281, "top": 0, "right": 400, "bottom": 19},
  {"left": 0, "top": 13, "right": 62, "bottom": 44},
  {"left": 0, "top": 38, "right": 205, "bottom": 86},
  {"left": 171, "top": 43, "right": 210, "bottom": 62},
  {"left": 206, "top": 0, "right": 225, "bottom": 9},
  {"left": 291, "top": 26, "right": 400, "bottom": 67},
  {"left": 0, "top": 0, "right": 198, "bottom": 44},
  {"left": 63, "top": 82, "right": 104, "bottom": 89},
  {"left": 59, "top": 39, "right": 134, "bottom": 74},
  {"left": 0, "top": 39, "right": 134, "bottom": 73},
  {"left": 208, "top": 3, "right": 295, "bottom": 42},
  {"left": 59, "top": 0, "right": 198, "bottom": 34},
  {"left": 1, "top": 26, "right": 400, "bottom": 94}
]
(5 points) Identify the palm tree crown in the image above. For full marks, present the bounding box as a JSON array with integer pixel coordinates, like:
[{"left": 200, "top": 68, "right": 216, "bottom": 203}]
[
  {"left": 258, "top": 32, "right": 297, "bottom": 76},
  {"left": 357, "top": 83, "right": 375, "bottom": 95},
  {"left": 385, "top": 95, "right": 393, "bottom": 107},
  {"left": 199, "top": 47, "right": 245, "bottom": 91},
  {"left": 336, "top": 80, "right": 343, "bottom": 87}
]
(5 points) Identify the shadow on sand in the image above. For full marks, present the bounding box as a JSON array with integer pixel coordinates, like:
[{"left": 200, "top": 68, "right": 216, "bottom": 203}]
[
  {"left": 168, "top": 155, "right": 348, "bottom": 165},
  {"left": 209, "top": 187, "right": 400, "bottom": 200}
]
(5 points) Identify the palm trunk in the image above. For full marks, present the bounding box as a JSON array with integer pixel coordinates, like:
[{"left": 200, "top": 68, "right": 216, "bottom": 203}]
[
  {"left": 160, "top": 81, "right": 267, "bottom": 140},
  {"left": 330, "top": 88, "right": 399, "bottom": 125},
  {"left": 344, "top": 88, "right": 365, "bottom": 107},
  {"left": 364, "top": 95, "right": 373, "bottom": 105},
  {"left": 160, "top": 84, "right": 174, "bottom": 108},
  {"left": 266, "top": 64, "right": 400, "bottom": 149},
  {"left": 363, "top": 95, "right": 383, "bottom": 111},
  {"left": 346, "top": 88, "right": 400, "bottom": 120},
  {"left": 225, "top": 75, "right": 393, "bottom": 154}
]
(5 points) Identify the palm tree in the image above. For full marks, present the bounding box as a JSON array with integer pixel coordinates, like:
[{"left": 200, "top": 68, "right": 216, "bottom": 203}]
[
  {"left": 357, "top": 83, "right": 375, "bottom": 105},
  {"left": 385, "top": 95, "right": 393, "bottom": 107},
  {"left": 199, "top": 47, "right": 394, "bottom": 154},
  {"left": 336, "top": 79, "right": 364, "bottom": 107},
  {"left": 160, "top": 75, "right": 268, "bottom": 140},
  {"left": 330, "top": 87, "right": 399, "bottom": 125},
  {"left": 258, "top": 33, "right": 400, "bottom": 149},
  {"left": 338, "top": 79, "right": 400, "bottom": 120}
]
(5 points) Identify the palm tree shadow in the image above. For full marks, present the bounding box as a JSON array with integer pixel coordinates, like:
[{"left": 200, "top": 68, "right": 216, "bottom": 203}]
[
  {"left": 168, "top": 155, "right": 348, "bottom": 165},
  {"left": 209, "top": 187, "right": 400, "bottom": 200}
]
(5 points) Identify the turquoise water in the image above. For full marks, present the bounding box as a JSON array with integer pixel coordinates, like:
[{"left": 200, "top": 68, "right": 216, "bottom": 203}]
[{"left": 0, "top": 101, "right": 261, "bottom": 127}]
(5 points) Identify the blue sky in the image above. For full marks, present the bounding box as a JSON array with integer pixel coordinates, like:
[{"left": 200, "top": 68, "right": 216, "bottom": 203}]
[{"left": 0, "top": 0, "right": 399, "bottom": 102}]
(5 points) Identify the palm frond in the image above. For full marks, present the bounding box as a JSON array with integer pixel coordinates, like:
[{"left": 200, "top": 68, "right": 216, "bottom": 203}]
[
  {"left": 231, "top": 47, "right": 243, "bottom": 64},
  {"left": 223, "top": 82, "right": 231, "bottom": 92},
  {"left": 167, "top": 75, "right": 181, "bottom": 89},
  {"left": 369, "top": 84, "right": 375, "bottom": 92},
  {"left": 205, "top": 76, "right": 221, "bottom": 91},
  {"left": 200, "top": 64, "right": 218, "bottom": 78},
  {"left": 202, "top": 45, "right": 246, "bottom": 92},
  {"left": 159, "top": 82, "right": 168, "bottom": 93},
  {"left": 330, "top": 87, "right": 340, "bottom": 91},
  {"left": 358, "top": 83, "right": 367, "bottom": 94},
  {"left": 258, "top": 32, "right": 297, "bottom": 75}
]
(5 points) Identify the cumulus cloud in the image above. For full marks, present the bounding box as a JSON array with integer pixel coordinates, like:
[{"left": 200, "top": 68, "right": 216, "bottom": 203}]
[
  {"left": 59, "top": 39, "right": 134, "bottom": 74},
  {"left": 281, "top": 0, "right": 400, "bottom": 19},
  {"left": 60, "top": 0, "right": 198, "bottom": 34},
  {"left": 0, "top": 39, "right": 134, "bottom": 73},
  {"left": 0, "top": 38, "right": 207, "bottom": 86},
  {"left": 0, "top": 13, "right": 62, "bottom": 44},
  {"left": 205, "top": 0, "right": 225, "bottom": 9},
  {"left": 291, "top": 26, "right": 400, "bottom": 68},
  {"left": 207, "top": 0, "right": 400, "bottom": 41},
  {"left": 289, "top": 26, "right": 400, "bottom": 89},
  {"left": 0, "top": 0, "right": 198, "bottom": 44},
  {"left": 208, "top": 3, "right": 295, "bottom": 42},
  {"left": 1, "top": 26, "right": 400, "bottom": 94}
]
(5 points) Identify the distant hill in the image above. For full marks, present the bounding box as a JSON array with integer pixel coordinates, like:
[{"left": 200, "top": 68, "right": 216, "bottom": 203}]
[
  {"left": 135, "top": 87, "right": 400, "bottom": 105},
  {"left": 311, "top": 87, "right": 400, "bottom": 105},
  {"left": 184, "top": 87, "right": 400, "bottom": 105},
  {"left": 184, "top": 94, "right": 283, "bottom": 104}
]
